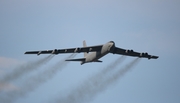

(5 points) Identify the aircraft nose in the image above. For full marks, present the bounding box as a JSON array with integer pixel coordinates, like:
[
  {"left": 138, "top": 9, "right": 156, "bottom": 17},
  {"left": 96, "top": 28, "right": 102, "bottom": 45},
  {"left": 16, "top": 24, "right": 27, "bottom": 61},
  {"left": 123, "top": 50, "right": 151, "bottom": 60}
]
[
  {"left": 109, "top": 41, "right": 115, "bottom": 47},
  {"left": 109, "top": 42, "right": 115, "bottom": 52},
  {"left": 110, "top": 42, "right": 115, "bottom": 48}
]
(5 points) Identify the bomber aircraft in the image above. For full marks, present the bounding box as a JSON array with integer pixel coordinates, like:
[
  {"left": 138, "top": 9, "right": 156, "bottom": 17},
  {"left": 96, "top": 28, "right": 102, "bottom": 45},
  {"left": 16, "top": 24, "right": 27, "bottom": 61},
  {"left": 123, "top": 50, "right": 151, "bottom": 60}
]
[{"left": 25, "top": 41, "right": 158, "bottom": 65}]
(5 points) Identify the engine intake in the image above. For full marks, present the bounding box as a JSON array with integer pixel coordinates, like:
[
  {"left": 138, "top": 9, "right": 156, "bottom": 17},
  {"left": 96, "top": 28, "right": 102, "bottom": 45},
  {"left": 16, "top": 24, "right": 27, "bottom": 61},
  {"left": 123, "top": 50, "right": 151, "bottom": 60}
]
[
  {"left": 144, "top": 52, "right": 148, "bottom": 56},
  {"left": 140, "top": 53, "right": 145, "bottom": 57},
  {"left": 140, "top": 52, "right": 148, "bottom": 57},
  {"left": 125, "top": 49, "right": 133, "bottom": 53}
]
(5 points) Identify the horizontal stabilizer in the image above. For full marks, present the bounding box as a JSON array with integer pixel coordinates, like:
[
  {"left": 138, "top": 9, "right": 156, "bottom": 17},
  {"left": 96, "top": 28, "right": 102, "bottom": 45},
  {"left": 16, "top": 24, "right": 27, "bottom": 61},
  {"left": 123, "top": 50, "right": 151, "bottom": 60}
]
[
  {"left": 95, "top": 60, "right": 103, "bottom": 62},
  {"left": 65, "top": 58, "right": 85, "bottom": 62}
]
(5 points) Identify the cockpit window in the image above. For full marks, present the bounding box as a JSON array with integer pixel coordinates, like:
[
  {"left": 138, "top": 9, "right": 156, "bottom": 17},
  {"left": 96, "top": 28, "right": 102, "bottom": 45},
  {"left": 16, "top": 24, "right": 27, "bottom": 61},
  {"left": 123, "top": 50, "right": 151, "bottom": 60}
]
[{"left": 109, "top": 41, "right": 114, "bottom": 43}]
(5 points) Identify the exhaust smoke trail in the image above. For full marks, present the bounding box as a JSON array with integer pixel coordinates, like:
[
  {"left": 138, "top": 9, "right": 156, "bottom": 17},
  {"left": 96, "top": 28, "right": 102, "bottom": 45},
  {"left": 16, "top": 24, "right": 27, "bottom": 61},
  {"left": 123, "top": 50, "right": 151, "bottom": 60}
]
[
  {"left": 0, "top": 55, "right": 54, "bottom": 83},
  {"left": 22, "top": 53, "right": 77, "bottom": 91},
  {"left": 54, "top": 58, "right": 140, "bottom": 103},
  {"left": 0, "top": 54, "right": 76, "bottom": 103}
]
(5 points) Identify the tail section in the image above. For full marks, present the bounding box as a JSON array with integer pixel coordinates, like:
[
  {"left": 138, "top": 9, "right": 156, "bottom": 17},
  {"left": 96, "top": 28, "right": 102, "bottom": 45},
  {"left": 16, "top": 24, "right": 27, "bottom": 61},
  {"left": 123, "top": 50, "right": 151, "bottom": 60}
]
[
  {"left": 65, "top": 40, "right": 88, "bottom": 65},
  {"left": 65, "top": 58, "right": 86, "bottom": 65},
  {"left": 83, "top": 40, "right": 88, "bottom": 57}
]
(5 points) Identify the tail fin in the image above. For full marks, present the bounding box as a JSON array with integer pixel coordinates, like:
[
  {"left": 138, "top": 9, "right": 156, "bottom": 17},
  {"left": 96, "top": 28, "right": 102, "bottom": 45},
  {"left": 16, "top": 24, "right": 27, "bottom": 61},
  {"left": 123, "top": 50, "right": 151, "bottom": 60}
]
[{"left": 83, "top": 40, "right": 88, "bottom": 57}]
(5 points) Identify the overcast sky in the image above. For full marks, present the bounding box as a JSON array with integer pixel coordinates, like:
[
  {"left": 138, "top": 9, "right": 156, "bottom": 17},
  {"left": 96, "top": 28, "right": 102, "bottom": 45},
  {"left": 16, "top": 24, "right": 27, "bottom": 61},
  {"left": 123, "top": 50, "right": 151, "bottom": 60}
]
[{"left": 0, "top": 0, "right": 180, "bottom": 103}]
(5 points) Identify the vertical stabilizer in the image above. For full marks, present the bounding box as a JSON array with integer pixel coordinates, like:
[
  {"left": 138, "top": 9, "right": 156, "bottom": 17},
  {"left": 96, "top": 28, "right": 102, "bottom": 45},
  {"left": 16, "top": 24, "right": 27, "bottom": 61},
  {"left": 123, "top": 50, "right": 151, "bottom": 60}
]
[{"left": 83, "top": 40, "right": 88, "bottom": 57}]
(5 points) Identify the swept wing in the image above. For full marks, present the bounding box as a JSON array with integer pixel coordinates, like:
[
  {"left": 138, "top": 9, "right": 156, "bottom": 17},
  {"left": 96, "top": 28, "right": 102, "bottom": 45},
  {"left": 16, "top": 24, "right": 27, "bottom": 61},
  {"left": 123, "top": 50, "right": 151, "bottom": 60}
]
[
  {"left": 24, "top": 45, "right": 103, "bottom": 55},
  {"left": 112, "top": 47, "right": 158, "bottom": 59}
]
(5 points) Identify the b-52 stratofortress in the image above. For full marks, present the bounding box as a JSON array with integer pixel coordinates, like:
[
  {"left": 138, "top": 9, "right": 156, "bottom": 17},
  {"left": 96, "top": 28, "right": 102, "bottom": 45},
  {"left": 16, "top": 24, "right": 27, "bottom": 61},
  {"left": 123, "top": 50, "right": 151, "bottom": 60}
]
[{"left": 25, "top": 41, "right": 158, "bottom": 65}]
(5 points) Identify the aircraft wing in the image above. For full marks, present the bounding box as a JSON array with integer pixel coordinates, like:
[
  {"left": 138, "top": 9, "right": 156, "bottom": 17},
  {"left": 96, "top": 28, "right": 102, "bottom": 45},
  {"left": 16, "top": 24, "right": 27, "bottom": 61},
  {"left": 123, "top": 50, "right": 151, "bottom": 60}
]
[
  {"left": 112, "top": 47, "right": 159, "bottom": 59},
  {"left": 24, "top": 45, "right": 103, "bottom": 55}
]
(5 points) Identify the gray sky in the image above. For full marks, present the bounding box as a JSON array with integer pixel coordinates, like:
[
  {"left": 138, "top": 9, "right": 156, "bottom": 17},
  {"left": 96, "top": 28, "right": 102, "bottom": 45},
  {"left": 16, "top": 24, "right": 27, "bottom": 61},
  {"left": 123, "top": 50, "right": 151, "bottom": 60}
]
[{"left": 0, "top": 0, "right": 180, "bottom": 103}]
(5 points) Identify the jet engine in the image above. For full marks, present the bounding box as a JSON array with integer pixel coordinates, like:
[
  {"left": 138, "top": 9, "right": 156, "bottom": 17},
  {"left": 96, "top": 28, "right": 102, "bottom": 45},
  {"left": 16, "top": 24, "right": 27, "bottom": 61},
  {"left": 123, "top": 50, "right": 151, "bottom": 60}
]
[
  {"left": 52, "top": 49, "right": 58, "bottom": 54},
  {"left": 144, "top": 52, "right": 148, "bottom": 56},
  {"left": 140, "top": 52, "right": 148, "bottom": 57},
  {"left": 140, "top": 53, "right": 145, "bottom": 57},
  {"left": 125, "top": 49, "right": 133, "bottom": 53},
  {"left": 37, "top": 51, "right": 42, "bottom": 55},
  {"left": 74, "top": 48, "right": 81, "bottom": 53}
]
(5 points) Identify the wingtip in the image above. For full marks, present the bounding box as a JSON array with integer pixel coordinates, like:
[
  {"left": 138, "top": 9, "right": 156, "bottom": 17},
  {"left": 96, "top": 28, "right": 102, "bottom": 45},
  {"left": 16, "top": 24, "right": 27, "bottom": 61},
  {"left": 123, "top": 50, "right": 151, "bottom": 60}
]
[{"left": 151, "top": 55, "right": 159, "bottom": 59}]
